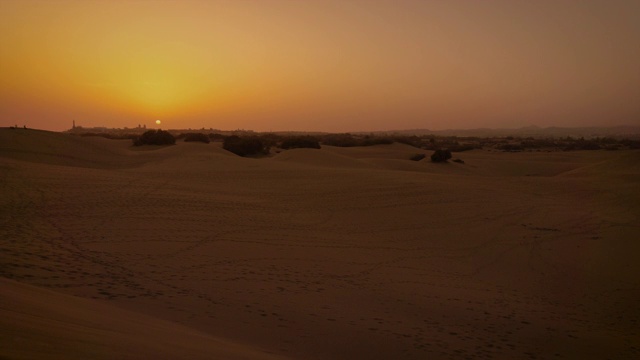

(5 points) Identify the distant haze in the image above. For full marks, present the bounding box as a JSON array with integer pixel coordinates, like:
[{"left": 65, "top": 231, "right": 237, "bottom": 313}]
[{"left": 1, "top": 0, "right": 639, "bottom": 132}]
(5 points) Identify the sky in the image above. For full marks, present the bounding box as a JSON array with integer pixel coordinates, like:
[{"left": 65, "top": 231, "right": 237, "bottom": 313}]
[{"left": 1, "top": 0, "right": 639, "bottom": 132}]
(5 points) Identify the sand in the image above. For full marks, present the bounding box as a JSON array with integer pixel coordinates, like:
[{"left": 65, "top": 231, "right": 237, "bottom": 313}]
[{"left": 1, "top": 128, "right": 639, "bottom": 359}]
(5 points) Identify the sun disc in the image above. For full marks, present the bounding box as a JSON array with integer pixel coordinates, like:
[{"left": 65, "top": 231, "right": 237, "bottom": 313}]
[{"left": 155, "top": 120, "right": 161, "bottom": 125}]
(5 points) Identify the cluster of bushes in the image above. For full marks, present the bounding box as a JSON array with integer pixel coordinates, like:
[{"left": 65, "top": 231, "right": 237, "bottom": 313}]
[
  {"left": 179, "top": 132, "right": 210, "bottom": 143},
  {"left": 208, "top": 133, "right": 226, "bottom": 141},
  {"left": 498, "top": 143, "right": 525, "bottom": 152},
  {"left": 72, "top": 128, "right": 640, "bottom": 153},
  {"left": 223, "top": 136, "right": 269, "bottom": 157},
  {"left": 446, "top": 144, "right": 477, "bottom": 152},
  {"left": 493, "top": 136, "right": 640, "bottom": 152},
  {"left": 562, "top": 141, "right": 601, "bottom": 151},
  {"left": 280, "top": 136, "right": 321, "bottom": 149},
  {"left": 79, "top": 132, "right": 140, "bottom": 140},
  {"left": 319, "top": 134, "right": 394, "bottom": 147},
  {"left": 431, "top": 149, "right": 452, "bottom": 163},
  {"left": 621, "top": 139, "right": 640, "bottom": 149},
  {"left": 133, "top": 130, "right": 175, "bottom": 146}
]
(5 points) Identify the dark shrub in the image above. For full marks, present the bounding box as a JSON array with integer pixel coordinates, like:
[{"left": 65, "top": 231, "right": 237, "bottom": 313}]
[
  {"left": 80, "top": 132, "right": 139, "bottom": 140},
  {"left": 223, "top": 136, "right": 269, "bottom": 157},
  {"left": 498, "top": 144, "right": 524, "bottom": 152},
  {"left": 621, "top": 139, "right": 640, "bottom": 149},
  {"left": 409, "top": 153, "right": 426, "bottom": 161},
  {"left": 431, "top": 149, "right": 452, "bottom": 163},
  {"left": 133, "top": 130, "right": 175, "bottom": 146},
  {"left": 208, "top": 133, "right": 226, "bottom": 141},
  {"left": 320, "top": 133, "right": 359, "bottom": 147},
  {"left": 183, "top": 133, "right": 210, "bottom": 143},
  {"left": 280, "top": 136, "right": 321, "bottom": 150},
  {"left": 320, "top": 133, "right": 397, "bottom": 147},
  {"left": 361, "top": 136, "right": 394, "bottom": 146},
  {"left": 395, "top": 136, "right": 422, "bottom": 147},
  {"left": 578, "top": 141, "right": 601, "bottom": 150},
  {"left": 563, "top": 141, "right": 601, "bottom": 151},
  {"left": 259, "top": 133, "right": 281, "bottom": 148},
  {"left": 448, "top": 144, "right": 477, "bottom": 152}
]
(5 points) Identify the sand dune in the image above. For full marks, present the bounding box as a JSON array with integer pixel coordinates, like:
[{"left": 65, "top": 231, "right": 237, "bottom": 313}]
[
  {"left": 0, "top": 278, "right": 287, "bottom": 360},
  {"left": 272, "top": 148, "right": 373, "bottom": 169},
  {"left": 1, "top": 128, "right": 639, "bottom": 359}
]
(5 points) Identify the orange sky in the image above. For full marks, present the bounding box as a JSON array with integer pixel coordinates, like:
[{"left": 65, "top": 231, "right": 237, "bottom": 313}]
[{"left": 1, "top": 0, "right": 639, "bottom": 132}]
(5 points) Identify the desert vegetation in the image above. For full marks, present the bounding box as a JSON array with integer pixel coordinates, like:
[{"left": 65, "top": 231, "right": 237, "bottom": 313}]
[
  {"left": 180, "top": 132, "right": 211, "bottom": 143},
  {"left": 319, "top": 133, "right": 394, "bottom": 147},
  {"left": 132, "top": 130, "right": 176, "bottom": 146},
  {"left": 78, "top": 132, "right": 140, "bottom": 140},
  {"left": 66, "top": 126, "right": 640, "bottom": 153},
  {"left": 431, "top": 149, "right": 452, "bottom": 163},
  {"left": 280, "top": 136, "right": 321, "bottom": 149},
  {"left": 223, "top": 135, "right": 269, "bottom": 157}
]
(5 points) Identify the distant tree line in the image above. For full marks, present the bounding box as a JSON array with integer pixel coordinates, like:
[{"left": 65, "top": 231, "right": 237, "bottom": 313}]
[
  {"left": 178, "top": 132, "right": 210, "bottom": 143},
  {"left": 495, "top": 136, "right": 640, "bottom": 152},
  {"left": 68, "top": 129, "right": 640, "bottom": 153}
]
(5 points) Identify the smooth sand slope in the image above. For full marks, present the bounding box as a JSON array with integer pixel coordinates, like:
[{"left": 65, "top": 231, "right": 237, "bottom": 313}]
[
  {"left": 1, "top": 128, "right": 639, "bottom": 359},
  {"left": 0, "top": 278, "right": 287, "bottom": 360}
]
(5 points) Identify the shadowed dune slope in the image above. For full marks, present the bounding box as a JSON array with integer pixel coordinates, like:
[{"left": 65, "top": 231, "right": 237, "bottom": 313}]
[
  {"left": 443, "top": 149, "right": 635, "bottom": 177},
  {"left": 273, "top": 144, "right": 468, "bottom": 174},
  {"left": 0, "top": 128, "right": 236, "bottom": 169},
  {"left": 0, "top": 278, "right": 287, "bottom": 360},
  {"left": 0, "top": 128, "right": 139, "bottom": 168},
  {"left": 557, "top": 150, "right": 640, "bottom": 178}
]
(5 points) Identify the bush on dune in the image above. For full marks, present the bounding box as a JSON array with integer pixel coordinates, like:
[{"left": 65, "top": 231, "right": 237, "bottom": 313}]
[
  {"left": 320, "top": 133, "right": 359, "bottom": 147},
  {"left": 182, "top": 133, "right": 210, "bottom": 143},
  {"left": 431, "top": 149, "right": 452, "bottom": 163},
  {"left": 79, "top": 133, "right": 139, "bottom": 140},
  {"left": 409, "top": 153, "right": 426, "bottom": 161},
  {"left": 498, "top": 143, "right": 524, "bottom": 152},
  {"left": 360, "top": 136, "right": 394, "bottom": 146},
  {"left": 133, "top": 130, "right": 176, "bottom": 146},
  {"left": 280, "top": 136, "right": 321, "bottom": 149},
  {"left": 223, "top": 135, "right": 269, "bottom": 157},
  {"left": 208, "top": 133, "right": 226, "bottom": 142},
  {"left": 319, "top": 133, "right": 395, "bottom": 147}
]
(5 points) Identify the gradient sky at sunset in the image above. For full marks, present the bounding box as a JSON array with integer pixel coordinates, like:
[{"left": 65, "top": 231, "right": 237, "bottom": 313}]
[{"left": 1, "top": 0, "right": 639, "bottom": 132}]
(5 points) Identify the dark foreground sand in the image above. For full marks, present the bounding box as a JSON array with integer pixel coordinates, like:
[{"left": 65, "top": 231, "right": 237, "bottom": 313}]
[{"left": 1, "top": 128, "right": 639, "bottom": 359}]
